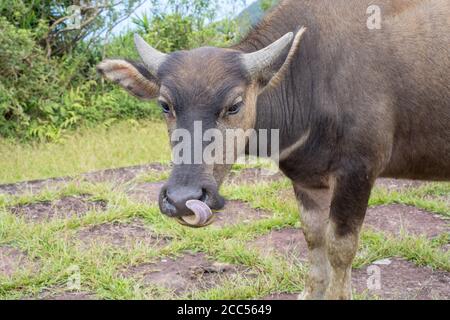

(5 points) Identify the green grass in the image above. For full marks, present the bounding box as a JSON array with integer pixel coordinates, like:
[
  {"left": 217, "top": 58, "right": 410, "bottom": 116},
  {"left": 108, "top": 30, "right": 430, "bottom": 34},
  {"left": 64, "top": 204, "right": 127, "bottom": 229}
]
[
  {"left": 1, "top": 174, "right": 448, "bottom": 299},
  {"left": 370, "top": 185, "right": 450, "bottom": 217},
  {"left": 0, "top": 122, "right": 449, "bottom": 300},
  {"left": 0, "top": 120, "right": 171, "bottom": 184}
]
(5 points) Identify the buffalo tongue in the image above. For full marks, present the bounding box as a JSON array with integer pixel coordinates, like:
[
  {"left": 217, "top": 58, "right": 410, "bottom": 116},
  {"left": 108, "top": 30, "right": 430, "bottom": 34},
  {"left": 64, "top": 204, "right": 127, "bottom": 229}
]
[{"left": 178, "top": 200, "right": 214, "bottom": 228}]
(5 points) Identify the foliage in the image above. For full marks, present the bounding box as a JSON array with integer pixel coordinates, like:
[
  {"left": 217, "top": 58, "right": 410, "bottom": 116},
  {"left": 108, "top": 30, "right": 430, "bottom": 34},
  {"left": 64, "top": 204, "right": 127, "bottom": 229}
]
[
  {"left": 237, "top": 0, "right": 276, "bottom": 33},
  {"left": 0, "top": 0, "right": 144, "bottom": 58},
  {"left": 132, "top": 0, "right": 243, "bottom": 52},
  {"left": 0, "top": 0, "right": 247, "bottom": 141},
  {"left": 0, "top": 15, "right": 159, "bottom": 141},
  {"left": 260, "top": 0, "right": 277, "bottom": 11}
]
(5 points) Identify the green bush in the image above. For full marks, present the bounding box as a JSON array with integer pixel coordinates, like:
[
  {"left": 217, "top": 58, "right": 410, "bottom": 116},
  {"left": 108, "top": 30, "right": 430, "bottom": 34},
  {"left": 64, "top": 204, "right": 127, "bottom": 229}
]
[
  {"left": 0, "top": 17, "right": 63, "bottom": 139},
  {"left": 0, "top": 16, "right": 160, "bottom": 141},
  {"left": 0, "top": 1, "right": 244, "bottom": 142}
]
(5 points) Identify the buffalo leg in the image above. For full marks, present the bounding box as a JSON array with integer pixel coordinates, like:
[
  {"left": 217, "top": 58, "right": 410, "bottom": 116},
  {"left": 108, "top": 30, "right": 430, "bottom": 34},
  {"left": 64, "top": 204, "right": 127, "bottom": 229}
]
[
  {"left": 295, "top": 183, "right": 333, "bottom": 300},
  {"left": 324, "top": 171, "right": 373, "bottom": 300}
]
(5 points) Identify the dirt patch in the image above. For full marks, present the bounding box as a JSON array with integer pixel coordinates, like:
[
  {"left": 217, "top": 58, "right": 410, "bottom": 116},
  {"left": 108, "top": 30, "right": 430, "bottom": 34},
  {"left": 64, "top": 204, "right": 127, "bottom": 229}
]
[
  {"left": 41, "top": 292, "right": 96, "bottom": 300},
  {"left": 0, "top": 246, "right": 38, "bottom": 278},
  {"left": 75, "top": 219, "right": 171, "bottom": 250},
  {"left": 212, "top": 201, "right": 272, "bottom": 228},
  {"left": 225, "top": 168, "right": 285, "bottom": 185},
  {"left": 249, "top": 228, "right": 308, "bottom": 262},
  {"left": 0, "top": 177, "right": 70, "bottom": 196},
  {"left": 352, "top": 258, "right": 450, "bottom": 300},
  {"left": 9, "top": 195, "right": 107, "bottom": 222},
  {"left": 82, "top": 164, "right": 168, "bottom": 186},
  {"left": 262, "top": 257, "right": 450, "bottom": 300},
  {"left": 0, "top": 164, "right": 169, "bottom": 196},
  {"left": 126, "top": 182, "right": 165, "bottom": 204},
  {"left": 260, "top": 293, "right": 298, "bottom": 300},
  {"left": 123, "top": 253, "right": 249, "bottom": 296},
  {"left": 30, "top": 290, "right": 97, "bottom": 300},
  {"left": 364, "top": 204, "right": 448, "bottom": 238},
  {"left": 374, "top": 178, "right": 428, "bottom": 192}
]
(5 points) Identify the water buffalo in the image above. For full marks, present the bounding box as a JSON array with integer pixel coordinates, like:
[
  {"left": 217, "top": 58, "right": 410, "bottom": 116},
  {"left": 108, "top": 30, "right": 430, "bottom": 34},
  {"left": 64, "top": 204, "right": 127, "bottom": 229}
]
[{"left": 97, "top": 0, "right": 450, "bottom": 299}]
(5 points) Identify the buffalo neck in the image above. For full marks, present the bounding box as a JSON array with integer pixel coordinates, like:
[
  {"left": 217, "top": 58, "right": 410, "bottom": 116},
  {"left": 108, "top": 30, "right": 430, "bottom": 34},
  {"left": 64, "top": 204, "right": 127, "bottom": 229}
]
[{"left": 234, "top": 5, "right": 319, "bottom": 156}]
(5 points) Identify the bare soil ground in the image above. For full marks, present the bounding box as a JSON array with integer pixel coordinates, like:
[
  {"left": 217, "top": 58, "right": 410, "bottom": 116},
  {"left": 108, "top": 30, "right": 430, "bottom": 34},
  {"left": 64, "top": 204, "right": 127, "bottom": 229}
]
[
  {"left": 126, "top": 182, "right": 165, "bottom": 204},
  {"left": 213, "top": 201, "right": 273, "bottom": 228},
  {"left": 122, "top": 253, "right": 252, "bottom": 296},
  {"left": 225, "top": 168, "right": 285, "bottom": 185},
  {"left": 0, "top": 246, "right": 39, "bottom": 278},
  {"left": 33, "top": 291, "right": 98, "bottom": 300},
  {"left": 250, "top": 228, "right": 308, "bottom": 262},
  {"left": 375, "top": 178, "right": 428, "bottom": 191},
  {"left": 9, "top": 195, "right": 107, "bottom": 222},
  {"left": 352, "top": 258, "right": 450, "bottom": 300},
  {"left": 82, "top": 164, "right": 167, "bottom": 186},
  {"left": 1, "top": 165, "right": 448, "bottom": 300},
  {"left": 0, "top": 164, "right": 168, "bottom": 195},
  {"left": 364, "top": 204, "right": 448, "bottom": 238},
  {"left": 262, "top": 257, "right": 450, "bottom": 300},
  {"left": 75, "top": 219, "right": 171, "bottom": 251}
]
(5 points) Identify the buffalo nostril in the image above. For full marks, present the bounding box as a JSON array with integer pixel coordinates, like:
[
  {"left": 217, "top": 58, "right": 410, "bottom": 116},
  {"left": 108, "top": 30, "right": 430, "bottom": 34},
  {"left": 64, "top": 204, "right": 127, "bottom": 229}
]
[
  {"left": 200, "top": 189, "right": 209, "bottom": 203},
  {"left": 162, "top": 189, "right": 174, "bottom": 205},
  {"left": 160, "top": 192, "right": 176, "bottom": 216}
]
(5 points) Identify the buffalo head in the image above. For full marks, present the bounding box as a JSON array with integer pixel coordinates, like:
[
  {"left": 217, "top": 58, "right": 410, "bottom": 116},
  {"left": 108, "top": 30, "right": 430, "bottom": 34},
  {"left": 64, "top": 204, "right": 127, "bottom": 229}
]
[{"left": 97, "top": 28, "right": 305, "bottom": 225}]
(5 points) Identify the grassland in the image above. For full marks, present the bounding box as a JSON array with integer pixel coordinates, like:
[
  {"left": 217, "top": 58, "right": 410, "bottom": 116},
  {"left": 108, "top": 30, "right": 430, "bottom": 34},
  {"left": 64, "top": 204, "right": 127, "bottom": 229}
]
[
  {"left": 0, "top": 120, "right": 171, "bottom": 184},
  {"left": 0, "top": 121, "right": 448, "bottom": 300},
  {"left": 0, "top": 170, "right": 448, "bottom": 299}
]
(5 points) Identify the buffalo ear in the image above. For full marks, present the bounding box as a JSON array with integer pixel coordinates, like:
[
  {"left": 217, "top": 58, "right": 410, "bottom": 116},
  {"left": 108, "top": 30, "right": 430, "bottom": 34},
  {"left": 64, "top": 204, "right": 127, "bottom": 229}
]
[{"left": 97, "top": 59, "right": 160, "bottom": 100}]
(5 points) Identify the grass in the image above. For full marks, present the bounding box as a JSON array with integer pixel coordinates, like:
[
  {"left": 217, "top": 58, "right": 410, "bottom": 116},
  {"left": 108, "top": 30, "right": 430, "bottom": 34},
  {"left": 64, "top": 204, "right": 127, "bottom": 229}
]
[
  {"left": 0, "top": 174, "right": 448, "bottom": 299},
  {"left": 0, "top": 120, "right": 171, "bottom": 184},
  {"left": 0, "top": 185, "right": 306, "bottom": 299},
  {"left": 0, "top": 121, "right": 449, "bottom": 300}
]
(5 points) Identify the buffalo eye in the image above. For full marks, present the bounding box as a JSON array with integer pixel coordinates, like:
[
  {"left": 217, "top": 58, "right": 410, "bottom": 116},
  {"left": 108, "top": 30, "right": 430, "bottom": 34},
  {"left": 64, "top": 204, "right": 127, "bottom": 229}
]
[
  {"left": 159, "top": 101, "right": 171, "bottom": 114},
  {"left": 226, "top": 100, "right": 243, "bottom": 116}
]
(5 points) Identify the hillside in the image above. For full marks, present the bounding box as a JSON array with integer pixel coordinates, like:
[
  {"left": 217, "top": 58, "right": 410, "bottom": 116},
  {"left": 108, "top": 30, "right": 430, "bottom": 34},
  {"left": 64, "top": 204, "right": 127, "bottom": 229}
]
[{"left": 237, "top": 0, "right": 278, "bottom": 31}]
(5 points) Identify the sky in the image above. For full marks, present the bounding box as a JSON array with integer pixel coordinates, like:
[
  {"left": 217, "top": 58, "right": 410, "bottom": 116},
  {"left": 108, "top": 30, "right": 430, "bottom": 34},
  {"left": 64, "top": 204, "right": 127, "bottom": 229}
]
[{"left": 111, "top": 0, "right": 251, "bottom": 35}]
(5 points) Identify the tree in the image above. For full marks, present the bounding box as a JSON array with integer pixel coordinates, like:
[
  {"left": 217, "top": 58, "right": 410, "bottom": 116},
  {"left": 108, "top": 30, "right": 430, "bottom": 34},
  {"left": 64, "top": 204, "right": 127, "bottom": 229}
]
[{"left": 0, "top": 0, "right": 145, "bottom": 58}]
